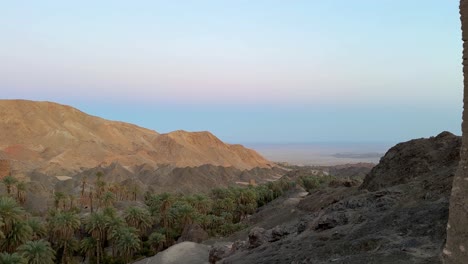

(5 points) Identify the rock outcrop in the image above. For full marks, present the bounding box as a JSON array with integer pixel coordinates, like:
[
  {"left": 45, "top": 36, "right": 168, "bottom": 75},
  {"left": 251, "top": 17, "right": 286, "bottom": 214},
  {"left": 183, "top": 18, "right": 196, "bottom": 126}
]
[
  {"left": 444, "top": 1, "right": 468, "bottom": 263},
  {"left": 215, "top": 133, "right": 458, "bottom": 264},
  {"left": 178, "top": 224, "right": 209, "bottom": 244},
  {"left": 361, "top": 131, "right": 460, "bottom": 191}
]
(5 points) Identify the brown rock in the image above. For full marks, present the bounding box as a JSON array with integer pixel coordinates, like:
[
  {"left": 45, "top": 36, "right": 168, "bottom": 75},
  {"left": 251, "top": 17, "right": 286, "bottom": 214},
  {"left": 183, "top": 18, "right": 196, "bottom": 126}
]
[{"left": 0, "top": 159, "right": 10, "bottom": 178}]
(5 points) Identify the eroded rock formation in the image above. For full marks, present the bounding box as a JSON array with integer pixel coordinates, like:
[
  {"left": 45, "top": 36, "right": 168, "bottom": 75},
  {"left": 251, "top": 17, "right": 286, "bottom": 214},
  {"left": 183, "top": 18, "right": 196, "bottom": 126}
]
[{"left": 444, "top": 1, "right": 468, "bottom": 263}]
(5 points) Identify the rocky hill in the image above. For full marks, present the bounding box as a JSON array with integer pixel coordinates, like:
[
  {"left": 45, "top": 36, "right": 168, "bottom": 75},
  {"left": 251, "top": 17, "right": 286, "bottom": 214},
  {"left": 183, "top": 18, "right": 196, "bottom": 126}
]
[
  {"left": 0, "top": 100, "right": 272, "bottom": 175},
  {"left": 204, "top": 131, "right": 459, "bottom": 264}
]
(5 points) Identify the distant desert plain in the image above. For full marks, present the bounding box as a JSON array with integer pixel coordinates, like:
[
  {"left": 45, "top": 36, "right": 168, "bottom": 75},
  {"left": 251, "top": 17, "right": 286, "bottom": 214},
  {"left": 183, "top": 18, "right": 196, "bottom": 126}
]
[{"left": 248, "top": 142, "right": 393, "bottom": 166}]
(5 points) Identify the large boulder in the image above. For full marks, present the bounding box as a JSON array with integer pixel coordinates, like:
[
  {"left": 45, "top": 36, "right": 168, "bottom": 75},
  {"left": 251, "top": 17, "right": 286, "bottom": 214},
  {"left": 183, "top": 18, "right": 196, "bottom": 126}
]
[
  {"left": 178, "top": 224, "right": 209, "bottom": 243},
  {"left": 247, "top": 226, "right": 289, "bottom": 248},
  {"left": 248, "top": 227, "right": 268, "bottom": 248},
  {"left": 361, "top": 131, "right": 460, "bottom": 191},
  {"left": 209, "top": 243, "right": 233, "bottom": 264}
]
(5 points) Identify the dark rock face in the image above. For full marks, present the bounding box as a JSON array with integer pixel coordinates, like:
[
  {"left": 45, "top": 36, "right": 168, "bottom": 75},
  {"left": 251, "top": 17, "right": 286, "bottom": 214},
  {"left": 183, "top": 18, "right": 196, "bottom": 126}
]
[
  {"left": 269, "top": 226, "right": 288, "bottom": 242},
  {"left": 248, "top": 227, "right": 268, "bottom": 248},
  {"left": 314, "top": 211, "right": 348, "bottom": 231},
  {"left": 361, "top": 131, "right": 460, "bottom": 191},
  {"left": 178, "top": 224, "right": 209, "bottom": 244},
  {"left": 209, "top": 243, "right": 233, "bottom": 264},
  {"left": 444, "top": 2, "right": 468, "bottom": 263},
  {"left": 217, "top": 133, "right": 458, "bottom": 264}
]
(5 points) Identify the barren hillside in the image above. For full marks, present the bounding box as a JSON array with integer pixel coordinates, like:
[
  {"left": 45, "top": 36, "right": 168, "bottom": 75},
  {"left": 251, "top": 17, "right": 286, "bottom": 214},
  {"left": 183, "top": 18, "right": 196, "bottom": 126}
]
[{"left": 0, "top": 100, "right": 272, "bottom": 175}]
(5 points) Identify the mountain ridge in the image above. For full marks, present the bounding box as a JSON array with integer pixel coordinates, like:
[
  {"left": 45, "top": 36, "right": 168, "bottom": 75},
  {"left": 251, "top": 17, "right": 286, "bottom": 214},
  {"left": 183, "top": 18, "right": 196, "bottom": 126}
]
[{"left": 0, "top": 99, "right": 272, "bottom": 175}]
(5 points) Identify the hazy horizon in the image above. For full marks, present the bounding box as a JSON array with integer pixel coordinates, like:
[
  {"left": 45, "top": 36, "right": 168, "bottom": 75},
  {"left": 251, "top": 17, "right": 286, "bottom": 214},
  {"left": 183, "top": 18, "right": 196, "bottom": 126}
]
[
  {"left": 1, "top": 1, "right": 462, "bottom": 143},
  {"left": 246, "top": 141, "right": 394, "bottom": 166}
]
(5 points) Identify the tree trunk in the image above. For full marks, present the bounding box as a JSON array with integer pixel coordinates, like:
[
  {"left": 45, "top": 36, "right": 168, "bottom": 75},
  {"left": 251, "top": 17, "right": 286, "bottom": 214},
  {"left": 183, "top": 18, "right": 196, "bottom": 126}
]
[
  {"left": 90, "top": 191, "right": 94, "bottom": 213},
  {"left": 444, "top": 1, "right": 468, "bottom": 263},
  {"left": 96, "top": 238, "right": 100, "bottom": 264},
  {"left": 62, "top": 243, "right": 67, "bottom": 264}
]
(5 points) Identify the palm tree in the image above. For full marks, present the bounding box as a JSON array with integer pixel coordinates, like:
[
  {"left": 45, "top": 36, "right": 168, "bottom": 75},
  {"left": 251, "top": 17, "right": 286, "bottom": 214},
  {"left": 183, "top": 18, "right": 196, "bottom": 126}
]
[
  {"left": 176, "top": 203, "right": 196, "bottom": 230},
  {"left": 85, "top": 211, "right": 110, "bottom": 263},
  {"left": 80, "top": 236, "right": 97, "bottom": 263},
  {"left": 108, "top": 183, "right": 122, "bottom": 201},
  {"left": 205, "top": 214, "right": 223, "bottom": 235},
  {"left": 80, "top": 176, "right": 87, "bottom": 198},
  {"left": 254, "top": 185, "right": 274, "bottom": 206},
  {"left": 85, "top": 211, "right": 109, "bottom": 241},
  {"left": 192, "top": 194, "right": 212, "bottom": 215},
  {"left": 130, "top": 184, "right": 139, "bottom": 201},
  {"left": 68, "top": 195, "right": 76, "bottom": 211},
  {"left": 101, "top": 191, "right": 115, "bottom": 208},
  {"left": 26, "top": 218, "right": 47, "bottom": 240},
  {"left": 48, "top": 211, "right": 80, "bottom": 263},
  {"left": 145, "top": 193, "right": 162, "bottom": 216},
  {"left": 0, "top": 217, "right": 5, "bottom": 239},
  {"left": 95, "top": 180, "right": 106, "bottom": 208},
  {"left": 157, "top": 193, "right": 175, "bottom": 235},
  {"left": 95, "top": 172, "right": 106, "bottom": 206},
  {"left": 18, "top": 240, "right": 56, "bottom": 264},
  {"left": 147, "top": 231, "right": 165, "bottom": 253},
  {"left": 214, "top": 197, "right": 235, "bottom": 216},
  {"left": 0, "top": 252, "right": 26, "bottom": 264},
  {"left": 124, "top": 206, "right": 152, "bottom": 234},
  {"left": 49, "top": 212, "right": 81, "bottom": 241},
  {"left": 58, "top": 239, "right": 78, "bottom": 264},
  {"left": 101, "top": 211, "right": 124, "bottom": 258},
  {"left": 113, "top": 226, "right": 141, "bottom": 263},
  {"left": 0, "top": 196, "right": 25, "bottom": 235},
  {"left": 105, "top": 210, "right": 124, "bottom": 233},
  {"left": 53, "top": 192, "right": 66, "bottom": 210},
  {"left": 89, "top": 189, "right": 94, "bottom": 213},
  {"left": 96, "top": 171, "right": 104, "bottom": 180},
  {"left": 2, "top": 175, "right": 18, "bottom": 195},
  {"left": 16, "top": 181, "right": 27, "bottom": 205},
  {"left": 2, "top": 220, "right": 33, "bottom": 252}
]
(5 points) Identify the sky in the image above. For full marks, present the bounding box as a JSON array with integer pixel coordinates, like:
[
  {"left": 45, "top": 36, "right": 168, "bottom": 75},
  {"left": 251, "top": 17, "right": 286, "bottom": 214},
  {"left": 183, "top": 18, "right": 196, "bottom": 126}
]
[{"left": 0, "top": 1, "right": 463, "bottom": 144}]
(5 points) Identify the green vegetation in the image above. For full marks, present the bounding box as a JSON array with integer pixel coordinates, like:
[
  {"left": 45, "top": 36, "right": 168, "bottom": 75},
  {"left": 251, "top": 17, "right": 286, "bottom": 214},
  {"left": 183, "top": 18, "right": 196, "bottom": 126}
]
[
  {"left": 297, "top": 175, "right": 337, "bottom": 192},
  {"left": 0, "top": 173, "right": 296, "bottom": 263}
]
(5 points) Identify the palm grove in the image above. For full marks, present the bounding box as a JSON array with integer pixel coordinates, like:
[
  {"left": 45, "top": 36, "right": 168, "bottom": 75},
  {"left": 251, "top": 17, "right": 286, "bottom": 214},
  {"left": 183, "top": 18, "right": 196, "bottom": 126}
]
[{"left": 0, "top": 172, "right": 300, "bottom": 264}]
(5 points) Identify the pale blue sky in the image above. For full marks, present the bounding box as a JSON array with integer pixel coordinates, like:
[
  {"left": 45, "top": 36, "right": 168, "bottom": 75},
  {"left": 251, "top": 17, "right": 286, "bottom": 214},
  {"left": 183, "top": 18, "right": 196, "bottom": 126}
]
[{"left": 0, "top": 1, "right": 462, "bottom": 143}]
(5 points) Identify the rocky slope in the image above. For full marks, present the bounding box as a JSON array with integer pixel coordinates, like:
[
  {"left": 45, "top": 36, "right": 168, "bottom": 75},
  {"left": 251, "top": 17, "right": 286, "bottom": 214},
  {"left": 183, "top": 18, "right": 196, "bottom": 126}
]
[
  {"left": 0, "top": 100, "right": 272, "bottom": 175},
  {"left": 55, "top": 163, "right": 285, "bottom": 196},
  {"left": 206, "top": 131, "right": 459, "bottom": 264}
]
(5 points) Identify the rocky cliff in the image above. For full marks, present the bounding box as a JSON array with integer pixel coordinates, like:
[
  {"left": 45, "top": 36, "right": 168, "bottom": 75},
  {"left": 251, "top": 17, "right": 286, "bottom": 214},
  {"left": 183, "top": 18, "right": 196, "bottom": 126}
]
[{"left": 211, "top": 132, "right": 458, "bottom": 264}]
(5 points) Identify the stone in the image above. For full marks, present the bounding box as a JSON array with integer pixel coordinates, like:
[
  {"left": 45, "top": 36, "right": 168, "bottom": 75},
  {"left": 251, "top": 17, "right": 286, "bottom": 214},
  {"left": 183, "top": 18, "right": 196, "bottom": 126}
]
[
  {"left": 268, "top": 226, "right": 288, "bottom": 242},
  {"left": 314, "top": 211, "right": 348, "bottom": 231},
  {"left": 248, "top": 227, "right": 268, "bottom": 248},
  {"left": 178, "top": 224, "right": 209, "bottom": 243},
  {"left": 209, "top": 243, "right": 233, "bottom": 264}
]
